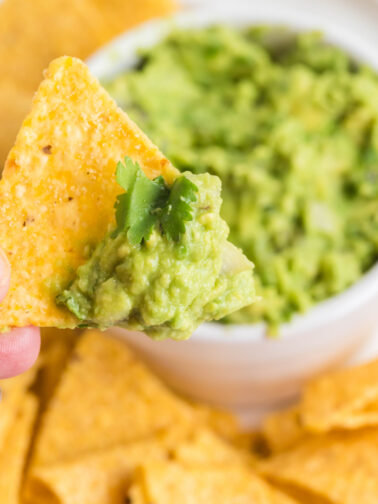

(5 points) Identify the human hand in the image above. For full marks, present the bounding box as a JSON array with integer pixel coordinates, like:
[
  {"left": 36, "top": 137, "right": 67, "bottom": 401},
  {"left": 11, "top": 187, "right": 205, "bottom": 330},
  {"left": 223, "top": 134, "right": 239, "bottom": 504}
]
[{"left": 0, "top": 249, "right": 40, "bottom": 379}]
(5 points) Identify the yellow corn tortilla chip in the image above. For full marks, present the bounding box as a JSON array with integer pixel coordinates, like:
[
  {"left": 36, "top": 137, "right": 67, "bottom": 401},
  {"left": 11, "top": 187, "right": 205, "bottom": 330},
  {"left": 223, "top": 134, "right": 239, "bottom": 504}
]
[
  {"left": 26, "top": 427, "right": 246, "bottom": 504},
  {"left": 230, "top": 430, "right": 268, "bottom": 462},
  {"left": 9, "top": 330, "right": 77, "bottom": 498},
  {"left": 0, "top": 80, "right": 34, "bottom": 171},
  {"left": 0, "top": 0, "right": 178, "bottom": 167},
  {"left": 0, "top": 0, "right": 101, "bottom": 90},
  {"left": 0, "top": 56, "right": 178, "bottom": 330},
  {"left": 25, "top": 439, "right": 167, "bottom": 504},
  {"left": 81, "top": 0, "right": 178, "bottom": 46},
  {"left": 0, "top": 392, "right": 38, "bottom": 504},
  {"left": 259, "top": 428, "right": 378, "bottom": 504},
  {"left": 262, "top": 405, "right": 308, "bottom": 453},
  {"left": 129, "top": 460, "right": 297, "bottom": 504},
  {"left": 30, "top": 330, "right": 195, "bottom": 467},
  {"left": 301, "top": 359, "right": 378, "bottom": 432},
  {"left": 128, "top": 483, "right": 145, "bottom": 504},
  {"left": 188, "top": 403, "right": 265, "bottom": 462},
  {"left": 190, "top": 401, "right": 242, "bottom": 444},
  {"left": 164, "top": 426, "right": 249, "bottom": 466},
  {"left": 0, "top": 365, "right": 37, "bottom": 449},
  {"left": 0, "top": 0, "right": 177, "bottom": 90},
  {"left": 263, "top": 482, "right": 332, "bottom": 504},
  {"left": 36, "top": 328, "right": 78, "bottom": 407}
]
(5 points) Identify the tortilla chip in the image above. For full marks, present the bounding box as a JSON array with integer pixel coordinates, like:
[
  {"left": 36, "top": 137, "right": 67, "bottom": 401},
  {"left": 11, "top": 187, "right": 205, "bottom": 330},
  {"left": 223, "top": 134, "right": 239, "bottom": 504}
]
[
  {"left": 0, "top": 393, "right": 38, "bottom": 504},
  {"left": 127, "top": 483, "right": 145, "bottom": 504},
  {"left": 0, "top": 0, "right": 177, "bottom": 89},
  {"left": 30, "top": 330, "right": 195, "bottom": 467},
  {"left": 0, "top": 0, "right": 178, "bottom": 167},
  {"left": 0, "top": 56, "right": 178, "bottom": 330},
  {"left": 301, "top": 359, "right": 378, "bottom": 432},
  {"left": 259, "top": 428, "right": 378, "bottom": 504},
  {"left": 35, "top": 328, "right": 78, "bottom": 407},
  {"left": 129, "top": 460, "right": 297, "bottom": 504},
  {"left": 166, "top": 427, "right": 249, "bottom": 466},
  {"left": 188, "top": 403, "right": 265, "bottom": 462},
  {"left": 230, "top": 430, "right": 268, "bottom": 461},
  {"left": 0, "top": 80, "right": 34, "bottom": 170},
  {"left": 0, "top": 0, "right": 100, "bottom": 90},
  {"left": 0, "top": 365, "right": 37, "bottom": 449},
  {"left": 25, "top": 439, "right": 167, "bottom": 504},
  {"left": 191, "top": 402, "right": 242, "bottom": 443},
  {"left": 262, "top": 481, "right": 334, "bottom": 504},
  {"left": 26, "top": 426, "right": 247, "bottom": 504},
  {"left": 0, "top": 0, "right": 94, "bottom": 167},
  {"left": 82, "top": 0, "right": 178, "bottom": 45},
  {"left": 262, "top": 405, "right": 307, "bottom": 453}
]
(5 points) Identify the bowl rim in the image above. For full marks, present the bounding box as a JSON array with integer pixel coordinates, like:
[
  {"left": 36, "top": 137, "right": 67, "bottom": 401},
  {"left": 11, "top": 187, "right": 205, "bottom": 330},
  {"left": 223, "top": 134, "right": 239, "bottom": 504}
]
[{"left": 87, "top": 2, "right": 378, "bottom": 343}]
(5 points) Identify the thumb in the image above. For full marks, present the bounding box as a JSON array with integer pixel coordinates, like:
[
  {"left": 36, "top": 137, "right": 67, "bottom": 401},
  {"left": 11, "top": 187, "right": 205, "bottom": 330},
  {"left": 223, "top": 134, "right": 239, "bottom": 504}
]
[{"left": 0, "top": 326, "right": 41, "bottom": 379}]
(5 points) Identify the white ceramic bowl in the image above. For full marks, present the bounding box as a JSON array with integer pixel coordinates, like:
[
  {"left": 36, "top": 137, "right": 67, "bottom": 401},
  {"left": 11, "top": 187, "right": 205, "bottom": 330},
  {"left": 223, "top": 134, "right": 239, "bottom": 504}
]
[{"left": 87, "top": 3, "right": 378, "bottom": 412}]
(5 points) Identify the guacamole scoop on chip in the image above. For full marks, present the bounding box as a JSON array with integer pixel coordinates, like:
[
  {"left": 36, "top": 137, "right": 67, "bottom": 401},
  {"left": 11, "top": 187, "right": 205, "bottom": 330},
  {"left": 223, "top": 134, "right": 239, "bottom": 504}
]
[
  {"left": 0, "top": 56, "right": 255, "bottom": 339},
  {"left": 58, "top": 158, "right": 255, "bottom": 339}
]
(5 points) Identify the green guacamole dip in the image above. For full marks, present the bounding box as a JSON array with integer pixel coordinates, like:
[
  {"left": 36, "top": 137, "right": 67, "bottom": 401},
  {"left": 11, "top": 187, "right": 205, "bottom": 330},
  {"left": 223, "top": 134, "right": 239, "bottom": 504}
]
[
  {"left": 58, "top": 171, "right": 255, "bottom": 340},
  {"left": 105, "top": 26, "right": 378, "bottom": 331}
]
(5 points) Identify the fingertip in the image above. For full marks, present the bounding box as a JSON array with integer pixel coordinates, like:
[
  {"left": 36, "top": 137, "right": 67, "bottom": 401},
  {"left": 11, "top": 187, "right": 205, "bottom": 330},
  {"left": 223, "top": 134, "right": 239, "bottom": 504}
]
[
  {"left": 0, "top": 248, "right": 10, "bottom": 302},
  {"left": 0, "top": 326, "right": 41, "bottom": 379}
]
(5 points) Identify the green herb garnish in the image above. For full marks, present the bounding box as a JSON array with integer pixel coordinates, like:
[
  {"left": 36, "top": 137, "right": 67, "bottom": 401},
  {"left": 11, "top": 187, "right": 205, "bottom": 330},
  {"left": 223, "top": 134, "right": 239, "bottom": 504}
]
[
  {"left": 160, "top": 176, "right": 198, "bottom": 241},
  {"left": 114, "top": 157, "right": 198, "bottom": 245}
]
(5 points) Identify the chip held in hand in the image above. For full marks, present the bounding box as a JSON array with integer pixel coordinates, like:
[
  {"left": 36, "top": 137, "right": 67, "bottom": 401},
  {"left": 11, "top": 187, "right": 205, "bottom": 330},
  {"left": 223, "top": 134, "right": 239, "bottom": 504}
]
[{"left": 0, "top": 56, "right": 255, "bottom": 338}]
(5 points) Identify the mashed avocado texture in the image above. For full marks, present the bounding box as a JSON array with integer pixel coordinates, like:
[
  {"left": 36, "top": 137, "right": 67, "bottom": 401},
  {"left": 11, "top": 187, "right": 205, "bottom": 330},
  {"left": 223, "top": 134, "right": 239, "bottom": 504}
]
[
  {"left": 105, "top": 27, "right": 378, "bottom": 331},
  {"left": 58, "top": 161, "right": 255, "bottom": 339}
]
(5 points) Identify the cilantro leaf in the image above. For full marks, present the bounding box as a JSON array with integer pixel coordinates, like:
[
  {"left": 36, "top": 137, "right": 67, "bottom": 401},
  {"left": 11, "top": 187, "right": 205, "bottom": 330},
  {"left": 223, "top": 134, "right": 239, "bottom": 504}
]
[
  {"left": 113, "top": 157, "right": 197, "bottom": 245},
  {"left": 161, "top": 176, "right": 198, "bottom": 241},
  {"left": 114, "top": 158, "right": 168, "bottom": 244}
]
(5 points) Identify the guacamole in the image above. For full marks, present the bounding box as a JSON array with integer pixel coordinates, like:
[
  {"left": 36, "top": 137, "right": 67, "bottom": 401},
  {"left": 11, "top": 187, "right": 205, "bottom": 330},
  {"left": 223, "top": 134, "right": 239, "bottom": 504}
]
[
  {"left": 105, "top": 26, "right": 378, "bottom": 331},
  {"left": 58, "top": 167, "right": 255, "bottom": 339}
]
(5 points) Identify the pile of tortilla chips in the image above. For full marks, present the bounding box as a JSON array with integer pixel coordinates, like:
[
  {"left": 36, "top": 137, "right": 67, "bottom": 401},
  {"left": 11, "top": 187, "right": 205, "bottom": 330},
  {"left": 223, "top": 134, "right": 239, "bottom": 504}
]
[
  {"left": 0, "top": 329, "right": 295, "bottom": 504},
  {"left": 0, "top": 0, "right": 178, "bottom": 169},
  {"left": 259, "top": 358, "right": 378, "bottom": 504},
  {"left": 1, "top": 329, "right": 378, "bottom": 504}
]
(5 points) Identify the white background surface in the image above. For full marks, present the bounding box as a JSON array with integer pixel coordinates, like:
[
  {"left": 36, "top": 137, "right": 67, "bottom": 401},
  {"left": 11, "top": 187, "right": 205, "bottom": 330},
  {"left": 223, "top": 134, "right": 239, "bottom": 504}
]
[{"left": 181, "top": 1, "right": 378, "bottom": 56}]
